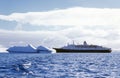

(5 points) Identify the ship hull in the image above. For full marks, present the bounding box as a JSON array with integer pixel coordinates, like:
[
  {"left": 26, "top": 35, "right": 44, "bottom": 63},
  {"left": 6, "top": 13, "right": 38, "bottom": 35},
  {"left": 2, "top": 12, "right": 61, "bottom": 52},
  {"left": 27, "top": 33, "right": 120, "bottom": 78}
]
[{"left": 53, "top": 48, "right": 111, "bottom": 53}]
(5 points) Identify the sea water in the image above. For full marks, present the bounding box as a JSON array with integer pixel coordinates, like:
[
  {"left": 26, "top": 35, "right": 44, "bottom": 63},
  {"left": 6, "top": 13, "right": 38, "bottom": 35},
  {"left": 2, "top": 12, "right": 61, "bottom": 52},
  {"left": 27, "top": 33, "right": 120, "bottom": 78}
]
[{"left": 0, "top": 53, "right": 119, "bottom": 78}]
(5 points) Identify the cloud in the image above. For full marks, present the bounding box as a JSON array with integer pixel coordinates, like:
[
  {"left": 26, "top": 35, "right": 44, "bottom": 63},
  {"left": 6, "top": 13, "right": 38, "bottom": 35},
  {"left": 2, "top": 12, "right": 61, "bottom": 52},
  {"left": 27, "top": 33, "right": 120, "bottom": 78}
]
[
  {"left": 14, "top": 23, "right": 23, "bottom": 31},
  {"left": 0, "top": 29, "right": 70, "bottom": 48},
  {"left": 0, "top": 27, "right": 120, "bottom": 52},
  {"left": 0, "top": 7, "right": 120, "bottom": 52},
  {"left": 0, "top": 7, "right": 120, "bottom": 27}
]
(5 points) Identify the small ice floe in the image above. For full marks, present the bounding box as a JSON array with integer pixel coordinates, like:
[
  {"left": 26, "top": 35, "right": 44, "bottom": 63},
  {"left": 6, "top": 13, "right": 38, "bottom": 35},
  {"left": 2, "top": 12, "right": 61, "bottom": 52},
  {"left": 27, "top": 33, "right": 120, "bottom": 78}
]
[
  {"left": 22, "top": 62, "right": 31, "bottom": 69},
  {"left": 12, "top": 61, "right": 34, "bottom": 75}
]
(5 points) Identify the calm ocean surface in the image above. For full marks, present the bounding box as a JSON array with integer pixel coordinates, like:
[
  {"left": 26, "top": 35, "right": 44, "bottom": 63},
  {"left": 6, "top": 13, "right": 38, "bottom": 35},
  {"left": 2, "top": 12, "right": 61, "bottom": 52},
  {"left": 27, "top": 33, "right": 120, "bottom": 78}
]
[{"left": 0, "top": 53, "right": 119, "bottom": 78}]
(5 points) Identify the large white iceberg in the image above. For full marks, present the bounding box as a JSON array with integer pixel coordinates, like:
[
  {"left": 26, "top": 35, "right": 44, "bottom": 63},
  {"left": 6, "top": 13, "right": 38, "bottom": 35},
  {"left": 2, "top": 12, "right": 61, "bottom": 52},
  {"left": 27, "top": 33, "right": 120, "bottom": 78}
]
[
  {"left": 7, "top": 44, "right": 37, "bottom": 53},
  {"left": 7, "top": 44, "right": 53, "bottom": 53}
]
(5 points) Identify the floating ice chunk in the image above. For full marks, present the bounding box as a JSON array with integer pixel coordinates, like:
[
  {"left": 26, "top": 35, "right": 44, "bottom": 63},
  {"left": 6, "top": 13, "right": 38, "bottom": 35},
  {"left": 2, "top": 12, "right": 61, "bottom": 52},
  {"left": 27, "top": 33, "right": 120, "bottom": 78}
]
[{"left": 22, "top": 62, "right": 31, "bottom": 69}]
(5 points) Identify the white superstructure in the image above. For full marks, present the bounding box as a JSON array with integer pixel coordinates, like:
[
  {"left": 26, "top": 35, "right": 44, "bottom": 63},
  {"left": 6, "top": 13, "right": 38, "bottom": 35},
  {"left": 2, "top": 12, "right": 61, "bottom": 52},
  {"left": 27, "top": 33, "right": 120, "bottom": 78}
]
[{"left": 61, "top": 41, "right": 111, "bottom": 51}]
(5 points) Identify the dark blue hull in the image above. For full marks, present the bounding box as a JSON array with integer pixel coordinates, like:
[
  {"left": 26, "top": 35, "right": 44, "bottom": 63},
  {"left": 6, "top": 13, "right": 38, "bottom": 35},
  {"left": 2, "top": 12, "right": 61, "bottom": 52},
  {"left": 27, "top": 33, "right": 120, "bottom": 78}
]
[{"left": 53, "top": 48, "right": 111, "bottom": 53}]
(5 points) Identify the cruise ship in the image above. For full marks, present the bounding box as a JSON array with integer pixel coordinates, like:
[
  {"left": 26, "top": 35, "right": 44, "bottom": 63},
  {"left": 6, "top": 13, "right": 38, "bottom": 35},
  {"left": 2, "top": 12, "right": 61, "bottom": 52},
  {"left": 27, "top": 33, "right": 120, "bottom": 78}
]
[{"left": 53, "top": 41, "right": 112, "bottom": 53}]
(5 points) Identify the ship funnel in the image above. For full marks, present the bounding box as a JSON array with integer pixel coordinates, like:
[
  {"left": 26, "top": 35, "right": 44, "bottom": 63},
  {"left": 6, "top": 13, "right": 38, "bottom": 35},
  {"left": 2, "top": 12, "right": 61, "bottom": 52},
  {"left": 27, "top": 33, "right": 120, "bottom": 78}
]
[{"left": 83, "top": 41, "right": 87, "bottom": 45}]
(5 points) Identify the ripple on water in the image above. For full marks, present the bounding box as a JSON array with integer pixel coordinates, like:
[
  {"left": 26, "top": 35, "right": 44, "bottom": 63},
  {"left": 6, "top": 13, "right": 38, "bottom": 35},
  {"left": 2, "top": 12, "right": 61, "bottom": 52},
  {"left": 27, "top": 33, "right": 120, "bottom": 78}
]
[{"left": 0, "top": 53, "right": 119, "bottom": 78}]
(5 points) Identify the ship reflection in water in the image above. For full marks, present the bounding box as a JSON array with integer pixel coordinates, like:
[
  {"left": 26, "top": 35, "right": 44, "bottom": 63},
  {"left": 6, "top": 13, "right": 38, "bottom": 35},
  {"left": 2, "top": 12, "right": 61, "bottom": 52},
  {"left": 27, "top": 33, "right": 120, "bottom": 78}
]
[{"left": 53, "top": 41, "right": 111, "bottom": 53}]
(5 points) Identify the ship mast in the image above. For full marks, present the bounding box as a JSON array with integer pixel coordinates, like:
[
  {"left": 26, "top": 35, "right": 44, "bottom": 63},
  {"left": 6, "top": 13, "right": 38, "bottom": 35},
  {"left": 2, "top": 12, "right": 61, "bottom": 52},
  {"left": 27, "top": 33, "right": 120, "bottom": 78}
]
[{"left": 73, "top": 40, "right": 75, "bottom": 45}]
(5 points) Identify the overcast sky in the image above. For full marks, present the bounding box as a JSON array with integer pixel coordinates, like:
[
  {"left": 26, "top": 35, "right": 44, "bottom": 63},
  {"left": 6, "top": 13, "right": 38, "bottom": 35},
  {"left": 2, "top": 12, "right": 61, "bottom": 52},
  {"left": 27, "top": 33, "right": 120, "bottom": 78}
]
[{"left": 0, "top": 0, "right": 120, "bottom": 52}]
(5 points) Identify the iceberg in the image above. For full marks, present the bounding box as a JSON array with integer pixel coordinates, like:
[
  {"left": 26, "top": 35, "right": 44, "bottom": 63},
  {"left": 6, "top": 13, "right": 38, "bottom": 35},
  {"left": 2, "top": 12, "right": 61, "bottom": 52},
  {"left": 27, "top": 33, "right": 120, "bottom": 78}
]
[
  {"left": 7, "top": 44, "right": 37, "bottom": 53},
  {"left": 7, "top": 44, "right": 53, "bottom": 53},
  {"left": 37, "top": 46, "right": 52, "bottom": 53}
]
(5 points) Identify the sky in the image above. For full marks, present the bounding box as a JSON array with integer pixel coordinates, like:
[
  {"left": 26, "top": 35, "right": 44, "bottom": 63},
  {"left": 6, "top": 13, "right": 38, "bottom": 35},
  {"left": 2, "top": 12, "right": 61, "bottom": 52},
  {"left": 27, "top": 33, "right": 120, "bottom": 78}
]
[{"left": 0, "top": 0, "right": 120, "bottom": 52}]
